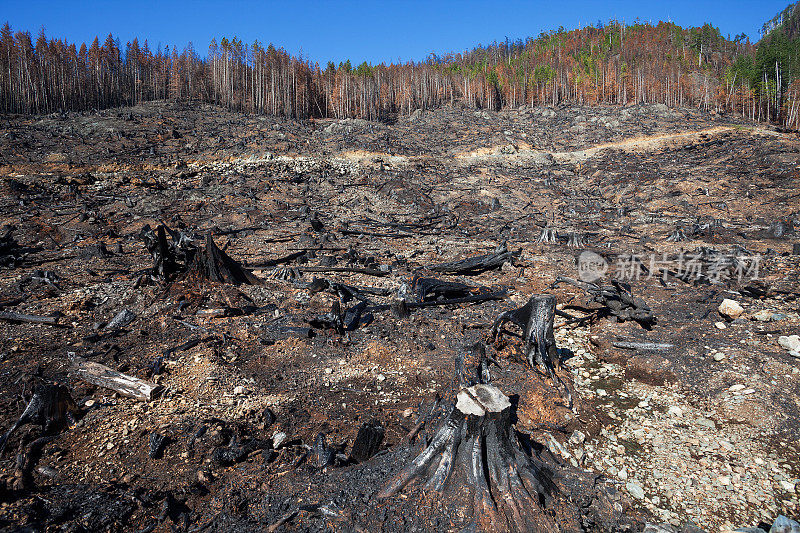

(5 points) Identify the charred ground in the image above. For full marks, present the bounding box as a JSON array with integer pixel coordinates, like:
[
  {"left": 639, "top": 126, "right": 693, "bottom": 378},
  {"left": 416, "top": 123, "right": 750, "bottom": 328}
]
[{"left": 0, "top": 101, "right": 799, "bottom": 532}]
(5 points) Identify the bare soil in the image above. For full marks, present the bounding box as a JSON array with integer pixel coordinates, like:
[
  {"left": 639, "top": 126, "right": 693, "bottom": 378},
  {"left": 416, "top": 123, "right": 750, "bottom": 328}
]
[{"left": 0, "top": 101, "right": 798, "bottom": 532}]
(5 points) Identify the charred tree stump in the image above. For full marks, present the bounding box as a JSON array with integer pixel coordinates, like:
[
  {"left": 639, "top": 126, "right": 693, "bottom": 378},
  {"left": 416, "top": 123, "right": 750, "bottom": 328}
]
[
  {"left": 666, "top": 227, "right": 687, "bottom": 242},
  {"left": 189, "top": 233, "right": 261, "bottom": 285},
  {"left": 491, "top": 295, "right": 559, "bottom": 377},
  {"left": 537, "top": 227, "right": 559, "bottom": 244},
  {"left": 491, "top": 295, "right": 571, "bottom": 407},
  {"left": 0, "top": 384, "right": 78, "bottom": 455},
  {"left": 378, "top": 384, "right": 560, "bottom": 532},
  {"left": 565, "top": 232, "right": 585, "bottom": 248}
]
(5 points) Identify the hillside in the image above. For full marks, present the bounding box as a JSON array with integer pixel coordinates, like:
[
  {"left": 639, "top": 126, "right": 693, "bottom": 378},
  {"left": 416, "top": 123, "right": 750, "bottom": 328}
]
[{"left": 0, "top": 9, "right": 799, "bottom": 128}]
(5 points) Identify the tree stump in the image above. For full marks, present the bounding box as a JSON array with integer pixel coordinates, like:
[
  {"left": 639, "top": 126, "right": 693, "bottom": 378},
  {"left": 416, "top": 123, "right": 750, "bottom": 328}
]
[
  {"left": 378, "top": 384, "right": 560, "bottom": 532},
  {"left": 491, "top": 294, "right": 572, "bottom": 407},
  {"left": 189, "top": 233, "right": 261, "bottom": 285}
]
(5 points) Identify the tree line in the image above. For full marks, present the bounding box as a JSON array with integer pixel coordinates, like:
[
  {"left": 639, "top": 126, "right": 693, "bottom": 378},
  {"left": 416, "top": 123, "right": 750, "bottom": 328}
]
[{"left": 1, "top": 18, "right": 799, "bottom": 128}]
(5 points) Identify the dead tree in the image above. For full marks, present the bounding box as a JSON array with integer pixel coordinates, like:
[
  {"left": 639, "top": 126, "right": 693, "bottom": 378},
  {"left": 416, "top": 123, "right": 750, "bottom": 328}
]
[{"left": 491, "top": 295, "right": 571, "bottom": 406}]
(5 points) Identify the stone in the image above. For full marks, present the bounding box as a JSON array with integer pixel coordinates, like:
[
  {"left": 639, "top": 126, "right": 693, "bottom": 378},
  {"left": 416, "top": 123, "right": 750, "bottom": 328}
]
[
  {"left": 751, "top": 310, "right": 775, "bottom": 322},
  {"left": 713, "top": 352, "right": 726, "bottom": 361},
  {"left": 770, "top": 515, "right": 800, "bottom": 533},
  {"left": 569, "top": 430, "right": 586, "bottom": 445},
  {"left": 233, "top": 385, "right": 245, "bottom": 395},
  {"left": 667, "top": 406, "right": 683, "bottom": 417},
  {"left": 626, "top": 481, "right": 645, "bottom": 499},
  {"left": 778, "top": 335, "right": 800, "bottom": 353},
  {"left": 718, "top": 299, "right": 744, "bottom": 320},
  {"left": 715, "top": 321, "right": 727, "bottom": 330},
  {"left": 780, "top": 480, "right": 796, "bottom": 493},
  {"left": 728, "top": 384, "right": 746, "bottom": 392},
  {"left": 272, "top": 431, "right": 287, "bottom": 449}
]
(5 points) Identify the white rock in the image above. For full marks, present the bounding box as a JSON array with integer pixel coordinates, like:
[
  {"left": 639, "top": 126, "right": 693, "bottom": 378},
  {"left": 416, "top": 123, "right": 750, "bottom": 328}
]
[
  {"left": 728, "top": 384, "right": 746, "bottom": 392},
  {"left": 717, "top": 475, "right": 731, "bottom": 486},
  {"left": 618, "top": 467, "right": 628, "bottom": 480},
  {"left": 376, "top": 373, "right": 386, "bottom": 382},
  {"left": 667, "top": 406, "right": 683, "bottom": 417},
  {"left": 713, "top": 352, "right": 726, "bottom": 361},
  {"left": 272, "top": 431, "right": 287, "bottom": 449},
  {"left": 780, "top": 480, "right": 796, "bottom": 493},
  {"left": 715, "top": 322, "right": 727, "bottom": 330},
  {"left": 626, "top": 481, "right": 645, "bottom": 499},
  {"left": 233, "top": 385, "right": 246, "bottom": 395},
  {"left": 596, "top": 389, "right": 607, "bottom": 397},
  {"left": 569, "top": 430, "right": 586, "bottom": 445},
  {"left": 718, "top": 299, "right": 744, "bottom": 320},
  {"left": 751, "top": 310, "right": 775, "bottom": 322},
  {"left": 778, "top": 335, "right": 800, "bottom": 352}
]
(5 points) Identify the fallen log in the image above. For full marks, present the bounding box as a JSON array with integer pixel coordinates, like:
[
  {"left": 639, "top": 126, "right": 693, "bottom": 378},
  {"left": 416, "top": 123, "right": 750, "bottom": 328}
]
[
  {"left": 0, "top": 311, "right": 62, "bottom": 326},
  {"left": 71, "top": 356, "right": 162, "bottom": 401},
  {"left": 429, "top": 242, "right": 520, "bottom": 275},
  {"left": 612, "top": 341, "right": 675, "bottom": 351}
]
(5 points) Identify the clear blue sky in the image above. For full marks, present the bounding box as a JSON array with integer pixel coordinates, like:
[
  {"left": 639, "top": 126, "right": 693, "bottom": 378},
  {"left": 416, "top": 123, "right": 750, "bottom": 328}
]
[{"left": 2, "top": 0, "right": 791, "bottom": 65}]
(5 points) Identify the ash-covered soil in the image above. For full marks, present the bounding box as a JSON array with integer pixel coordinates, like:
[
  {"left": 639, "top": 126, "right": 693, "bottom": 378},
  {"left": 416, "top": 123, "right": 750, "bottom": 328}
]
[{"left": 0, "top": 100, "right": 799, "bottom": 532}]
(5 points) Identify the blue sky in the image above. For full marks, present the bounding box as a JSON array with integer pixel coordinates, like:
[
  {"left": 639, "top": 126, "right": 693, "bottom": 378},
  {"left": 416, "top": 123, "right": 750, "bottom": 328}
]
[{"left": 2, "top": 0, "right": 791, "bottom": 65}]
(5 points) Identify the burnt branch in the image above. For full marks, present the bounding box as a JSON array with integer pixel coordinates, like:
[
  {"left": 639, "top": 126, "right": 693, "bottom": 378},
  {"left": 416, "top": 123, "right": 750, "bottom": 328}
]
[{"left": 429, "top": 243, "right": 520, "bottom": 275}]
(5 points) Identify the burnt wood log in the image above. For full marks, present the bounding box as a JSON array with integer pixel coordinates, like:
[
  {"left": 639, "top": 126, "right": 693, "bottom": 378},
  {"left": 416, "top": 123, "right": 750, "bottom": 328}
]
[
  {"left": 71, "top": 356, "right": 162, "bottom": 401},
  {"left": 140, "top": 224, "right": 181, "bottom": 279},
  {"left": 412, "top": 276, "right": 493, "bottom": 303},
  {"left": 350, "top": 420, "right": 385, "bottom": 463},
  {"left": 552, "top": 277, "right": 655, "bottom": 328},
  {"left": 0, "top": 311, "right": 63, "bottom": 326},
  {"left": 429, "top": 243, "right": 519, "bottom": 275}
]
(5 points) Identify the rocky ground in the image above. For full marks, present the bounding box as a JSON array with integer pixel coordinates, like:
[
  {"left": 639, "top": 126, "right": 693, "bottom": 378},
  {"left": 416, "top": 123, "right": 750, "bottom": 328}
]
[{"left": 0, "top": 100, "right": 798, "bottom": 532}]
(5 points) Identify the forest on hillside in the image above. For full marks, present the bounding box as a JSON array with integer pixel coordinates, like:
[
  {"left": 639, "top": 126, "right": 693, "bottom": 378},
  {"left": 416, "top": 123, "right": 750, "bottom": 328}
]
[{"left": 1, "top": 4, "right": 800, "bottom": 128}]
